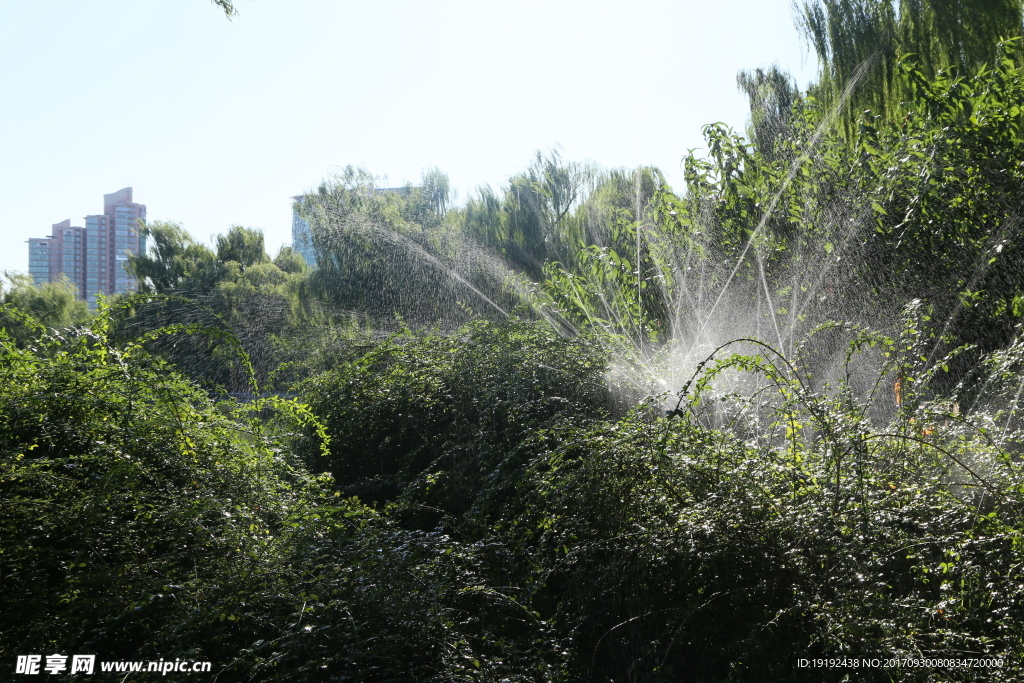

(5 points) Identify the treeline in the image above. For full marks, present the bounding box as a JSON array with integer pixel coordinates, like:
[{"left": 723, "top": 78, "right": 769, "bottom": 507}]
[
  {"left": 11, "top": 44, "right": 1024, "bottom": 391},
  {"left": 5, "top": 1, "right": 1024, "bottom": 681}
]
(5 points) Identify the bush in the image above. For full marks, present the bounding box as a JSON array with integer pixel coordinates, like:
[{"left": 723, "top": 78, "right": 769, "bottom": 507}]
[
  {"left": 0, "top": 306, "right": 326, "bottom": 672},
  {"left": 297, "top": 317, "right": 614, "bottom": 516}
]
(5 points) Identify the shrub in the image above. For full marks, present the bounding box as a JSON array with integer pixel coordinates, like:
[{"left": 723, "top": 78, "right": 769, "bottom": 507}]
[{"left": 298, "top": 317, "right": 614, "bottom": 516}]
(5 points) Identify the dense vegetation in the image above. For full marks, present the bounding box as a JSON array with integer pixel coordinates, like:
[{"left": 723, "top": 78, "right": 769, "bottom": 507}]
[{"left": 5, "top": 1, "right": 1024, "bottom": 680}]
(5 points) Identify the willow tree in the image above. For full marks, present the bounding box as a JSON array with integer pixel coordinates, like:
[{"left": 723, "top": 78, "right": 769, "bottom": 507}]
[
  {"left": 128, "top": 222, "right": 225, "bottom": 295},
  {"left": 736, "top": 65, "right": 800, "bottom": 161},
  {"left": 797, "top": 0, "right": 1024, "bottom": 136},
  {"left": 124, "top": 222, "right": 308, "bottom": 390},
  {"left": 537, "top": 166, "right": 683, "bottom": 345},
  {"left": 296, "top": 167, "right": 509, "bottom": 328},
  {"left": 0, "top": 274, "right": 90, "bottom": 345},
  {"left": 462, "top": 150, "right": 596, "bottom": 281}
]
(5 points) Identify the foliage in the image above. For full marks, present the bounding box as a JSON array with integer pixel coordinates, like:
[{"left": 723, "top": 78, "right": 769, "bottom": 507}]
[
  {"left": 462, "top": 150, "right": 596, "bottom": 282},
  {"left": 124, "top": 223, "right": 308, "bottom": 391},
  {"left": 244, "top": 523, "right": 570, "bottom": 682},
  {"left": 211, "top": 0, "right": 239, "bottom": 17},
  {"left": 737, "top": 65, "right": 801, "bottom": 159},
  {"left": 5, "top": 300, "right": 1024, "bottom": 680},
  {"left": 861, "top": 43, "right": 1024, "bottom": 354},
  {"left": 0, "top": 303, "right": 331, "bottom": 675},
  {"left": 0, "top": 310, "right": 595, "bottom": 681},
  {"left": 299, "top": 166, "right": 515, "bottom": 329},
  {"left": 796, "top": 0, "right": 1024, "bottom": 138},
  {"left": 474, "top": 305, "right": 1024, "bottom": 681},
  {"left": 535, "top": 169, "right": 685, "bottom": 350},
  {"left": 617, "top": 41, "right": 1024, "bottom": 371},
  {"left": 0, "top": 273, "right": 90, "bottom": 344},
  {"left": 9, "top": 5, "right": 1024, "bottom": 678},
  {"left": 127, "top": 221, "right": 225, "bottom": 296},
  {"left": 217, "top": 225, "right": 269, "bottom": 269},
  {"left": 296, "top": 317, "right": 613, "bottom": 511}
]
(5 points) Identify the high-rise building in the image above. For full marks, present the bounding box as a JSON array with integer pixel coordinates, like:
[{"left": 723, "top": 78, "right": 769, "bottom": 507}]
[{"left": 26, "top": 188, "right": 147, "bottom": 306}]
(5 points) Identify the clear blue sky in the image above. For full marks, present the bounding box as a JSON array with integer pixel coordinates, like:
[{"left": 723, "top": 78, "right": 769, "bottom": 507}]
[{"left": 0, "top": 0, "right": 818, "bottom": 277}]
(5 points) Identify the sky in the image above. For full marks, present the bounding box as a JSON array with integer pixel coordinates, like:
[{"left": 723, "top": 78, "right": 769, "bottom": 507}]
[{"left": 0, "top": 0, "right": 819, "bottom": 278}]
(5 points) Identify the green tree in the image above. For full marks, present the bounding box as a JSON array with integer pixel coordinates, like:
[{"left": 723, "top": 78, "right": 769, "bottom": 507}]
[
  {"left": 796, "top": 0, "right": 1024, "bottom": 137},
  {"left": 127, "top": 222, "right": 224, "bottom": 295},
  {"left": 737, "top": 64, "right": 800, "bottom": 160},
  {"left": 0, "top": 307, "right": 334, "bottom": 673},
  {"left": 216, "top": 225, "right": 269, "bottom": 269},
  {"left": 537, "top": 166, "right": 682, "bottom": 346},
  {"left": 1, "top": 273, "right": 89, "bottom": 327},
  {"left": 299, "top": 166, "right": 506, "bottom": 328},
  {"left": 273, "top": 245, "right": 307, "bottom": 274},
  {"left": 0, "top": 274, "right": 91, "bottom": 345},
  {"left": 671, "top": 39, "right": 1024, "bottom": 366},
  {"left": 463, "top": 150, "right": 594, "bottom": 280},
  {"left": 125, "top": 222, "right": 310, "bottom": 391}
]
